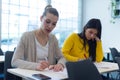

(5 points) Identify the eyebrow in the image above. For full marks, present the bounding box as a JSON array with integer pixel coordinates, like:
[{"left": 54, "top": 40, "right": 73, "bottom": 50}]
[{"left": 46, "top": 18, "right": 57, "bottom": 23}]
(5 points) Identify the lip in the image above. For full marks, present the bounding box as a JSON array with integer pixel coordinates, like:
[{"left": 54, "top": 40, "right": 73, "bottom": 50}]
[{"left": 46, "top": 29, "right": 51, "bottom": 33}]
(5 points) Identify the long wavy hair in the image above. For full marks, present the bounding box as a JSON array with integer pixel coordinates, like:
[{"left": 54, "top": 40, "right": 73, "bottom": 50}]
[{"left": 78, "top": 18, "right": 102, "bottom": 61}]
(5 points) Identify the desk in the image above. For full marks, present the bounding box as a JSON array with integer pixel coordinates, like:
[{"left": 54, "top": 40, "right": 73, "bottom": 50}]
[
  {"left": 94, "top": 61, "right": 119, "bottom": 73},
  {"left": 0, "top": 56, "right": 4, "bottom": 62},
  {"left": 8, "top": 68, "right": 68, "bottom": 80},
  {"left": 7, "top": 61, "right": 119, "bottom": 80}
]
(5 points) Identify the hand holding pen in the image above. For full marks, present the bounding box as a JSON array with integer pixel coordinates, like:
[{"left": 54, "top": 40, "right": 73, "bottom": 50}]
[
  {"left": 48, "top": 63, "right": 64, "bottom": 72},
  {"left": 36, "top": 57, "right": 49, "bottom": 71}
]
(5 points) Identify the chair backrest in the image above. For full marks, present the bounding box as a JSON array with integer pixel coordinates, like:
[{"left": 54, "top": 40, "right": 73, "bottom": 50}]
[
  {"left": 0, "top": 48, "right": 3, "bottom": 55},
  {"left": 115, "top": 57, "right": 120, "bottom": 70},
  {"left": 109, "top": 48, "right": 120, "bottom": 62},
  {"left": 0, "top": 48, "right": 4, "bottom": 74},
  {"left": 4, "top": 51, "right": 22, "bottom": 80},
  {"left": 0, "top": 48, "right": 4, "bottom": 79},
  {"left": 4, "top": 51, "right": 14, "bottom": 80},
  {"left": 66, "top": 59, "right": 103, "bottom": 80}
]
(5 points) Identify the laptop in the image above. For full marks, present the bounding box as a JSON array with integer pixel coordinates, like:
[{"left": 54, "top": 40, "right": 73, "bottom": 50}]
[{"left": 66, "top": 59, "right": 103, "bottom": 80}]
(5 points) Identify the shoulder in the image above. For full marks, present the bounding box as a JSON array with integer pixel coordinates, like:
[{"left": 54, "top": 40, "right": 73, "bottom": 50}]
[
  {"left": 21, "top": 30, "right": 35, "bottom": 40},
  {"left": 49, "top": 33, "right": 57, "bottom": 40},
  {"left": 68, "top": 32, "right": 79, "bottom": 39},
  {"left": 23, "top": 31, "right": 35, "bottom": 36},
  {"left": 49, "top": 34, "right": 59, "bottom": 45},
  {"left": 71, "top": 32, "right": 77, "bottom": 36},
  {"left": 22, "top": 30, "right": 35, "bottom": 37}
]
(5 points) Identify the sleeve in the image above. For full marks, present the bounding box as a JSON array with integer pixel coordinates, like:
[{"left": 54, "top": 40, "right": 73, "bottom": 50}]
[
  {"left": 53, "top": 35, "right": 67, "bottom": 67},
  {"left": 62, "top": 33, "right": 79, "bottom": 62},
  {"left": 11, "top": 32, "right": 39, "bottom": 70},
  {"left": 96, "top": 41, "right": 104, "bottom": 62}
]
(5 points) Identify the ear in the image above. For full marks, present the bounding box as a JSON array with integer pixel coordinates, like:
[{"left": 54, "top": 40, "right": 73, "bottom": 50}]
[{"left": 40, "top": 16, "right": 43, "bottom": 22}]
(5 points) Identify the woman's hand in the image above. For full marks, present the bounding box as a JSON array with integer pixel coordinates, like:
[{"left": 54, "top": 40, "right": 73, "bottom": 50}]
[
  {"left": 36, "top": 61, "right": 49, "bottom": 71},
  {"left": 95, "top": 36, "right": 100, "bottom": 41},
  {"left": 48, "top": 63, "right": 64, "bottom": 72}
]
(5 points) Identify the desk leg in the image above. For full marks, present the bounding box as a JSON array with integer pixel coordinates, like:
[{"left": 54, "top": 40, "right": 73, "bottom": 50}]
[
  {"left": 107, "top": 73, "right": 109, "bottom": 79},
  {"left": 107, "top": 52, "right": 110, "bottom": 61},
  {"left": 107, "top": 52, "right": 110, "bottom": 78}
]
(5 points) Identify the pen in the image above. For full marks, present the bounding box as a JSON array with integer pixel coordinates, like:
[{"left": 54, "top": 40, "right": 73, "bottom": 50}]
[
  {"left": 45, "top": 57, "right": 48, "bottom": 61},
  {"left": 44, "top": 57, "right": 49, "bottom": 69},
  {"left": 84, "top": 54, "right": 87, "bottom": 59}
]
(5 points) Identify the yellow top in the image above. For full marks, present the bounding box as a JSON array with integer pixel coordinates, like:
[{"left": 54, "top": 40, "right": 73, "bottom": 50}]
[{"left": 62, "top": 33, "right": 103, "bottom": 62}]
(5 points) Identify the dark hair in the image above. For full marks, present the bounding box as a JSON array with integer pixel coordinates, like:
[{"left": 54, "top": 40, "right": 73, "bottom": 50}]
[
  {"left": 42, "top": 5, "right": 59, "bottom": 17},
  {"left": 78, "top": 18, "right": 102, "bottom": 61}
]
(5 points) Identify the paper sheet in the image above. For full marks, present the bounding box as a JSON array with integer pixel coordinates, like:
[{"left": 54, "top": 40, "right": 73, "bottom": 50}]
[
  {"left": 94, "top": 62, "right": 118, "bottom": 69},
  {"left": 36, "top": 68, "right": 68, "bottom": 80}
]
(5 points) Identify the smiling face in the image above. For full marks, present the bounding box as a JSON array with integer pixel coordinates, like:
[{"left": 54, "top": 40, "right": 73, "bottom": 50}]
[
  {"left": 85, "top": 28, "right": 98, "bottom": 40},
  {"left": 40, "top": 12, "right": 58, "bottom": 35}
]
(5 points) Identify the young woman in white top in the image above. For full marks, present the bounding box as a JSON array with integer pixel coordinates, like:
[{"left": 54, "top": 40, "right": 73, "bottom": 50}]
[{"left": 11, "top": 5, "right": 65, "bottom": 72}]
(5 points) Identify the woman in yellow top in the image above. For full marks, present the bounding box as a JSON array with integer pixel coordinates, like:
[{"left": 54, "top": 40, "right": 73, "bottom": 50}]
[{"left": 62, "top": 18, "right": 103, "bottom": 62}]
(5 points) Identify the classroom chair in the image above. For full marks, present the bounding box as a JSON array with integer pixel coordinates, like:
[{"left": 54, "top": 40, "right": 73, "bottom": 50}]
[
  {"left": 114, "top": 57, "right": 120, "bottom": 80},
  {"left": 0, "top": 48, "right": 4, "bottom": 80},
  {"left": 4, "top": 51, "right": 22, "bottom": 80},
  {"left": 109, "top": 47, "right": 120, "bottom": 63}
]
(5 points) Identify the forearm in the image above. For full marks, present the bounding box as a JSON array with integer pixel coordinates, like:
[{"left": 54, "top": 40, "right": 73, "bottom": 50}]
[
  {"left": 96, "top": 41, "right": 104, "bottom": 62},
  {"left": 11, "top": 59, "right": 38, "bottom": 70}
]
